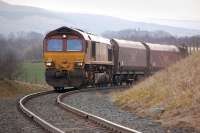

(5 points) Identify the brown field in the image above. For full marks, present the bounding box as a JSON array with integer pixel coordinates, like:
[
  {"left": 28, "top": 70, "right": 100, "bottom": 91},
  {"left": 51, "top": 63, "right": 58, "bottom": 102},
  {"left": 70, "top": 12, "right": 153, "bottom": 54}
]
[
  {"left": 112, "top": 52, "right": 200, "bottom": 131},
  {"left": 0, "top": 80, "right": 49, "bottom": 99}
]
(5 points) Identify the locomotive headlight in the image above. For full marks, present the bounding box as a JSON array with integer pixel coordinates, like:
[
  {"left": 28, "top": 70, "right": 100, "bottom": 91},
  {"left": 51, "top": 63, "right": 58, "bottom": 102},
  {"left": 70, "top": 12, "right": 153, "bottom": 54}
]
[
  {"left": 46, "top": 62, "right": 52, "bottom": 67},
  {"left": 62, "top": 34, "right": 67, "bottom": 38},
  {"left": 75, "top": 62, "right": 83, "bottom": 67},
  {"left": 46, "top": 60, "right": 54, "bottom": 67}
]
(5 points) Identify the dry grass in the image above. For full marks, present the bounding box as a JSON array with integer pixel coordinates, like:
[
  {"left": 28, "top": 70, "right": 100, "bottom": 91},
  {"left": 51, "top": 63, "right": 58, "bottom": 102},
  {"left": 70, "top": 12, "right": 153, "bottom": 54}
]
[
  {"left": 0, "top": 80, "right": 49, "bottom": 99},
  {"left": 112, "top": 52, "right": 200, "bottom": 130}
]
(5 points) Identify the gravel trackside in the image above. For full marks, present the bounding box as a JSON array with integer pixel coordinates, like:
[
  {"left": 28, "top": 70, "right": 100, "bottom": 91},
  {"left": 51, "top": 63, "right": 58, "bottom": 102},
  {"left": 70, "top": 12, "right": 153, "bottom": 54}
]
[
  {"left": 62, "top": 89, "right": 165, "bottom": 133},
  {"left": 24, "top": 92, "right": 114, "bottom": 133},
  {"left": 0, "top": 97, "right": 47, "bottom": 133}
]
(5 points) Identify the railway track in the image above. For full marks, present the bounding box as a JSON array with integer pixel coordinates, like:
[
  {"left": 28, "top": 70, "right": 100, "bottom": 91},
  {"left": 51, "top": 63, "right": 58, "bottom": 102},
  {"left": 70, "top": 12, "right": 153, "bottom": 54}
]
[{"left": 19, "top": 87, "right": 142, "bottom": 133}]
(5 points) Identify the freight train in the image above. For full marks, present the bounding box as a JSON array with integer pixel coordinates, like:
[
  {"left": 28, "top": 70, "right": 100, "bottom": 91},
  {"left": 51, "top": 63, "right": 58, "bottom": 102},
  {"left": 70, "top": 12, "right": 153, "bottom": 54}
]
[{"left": 43, "top": 26, "right": 187, "bottom": 91}]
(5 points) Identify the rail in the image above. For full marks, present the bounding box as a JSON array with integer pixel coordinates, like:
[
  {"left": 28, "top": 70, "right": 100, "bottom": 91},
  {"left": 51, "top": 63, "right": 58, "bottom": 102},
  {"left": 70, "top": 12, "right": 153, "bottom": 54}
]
[
  {"left": 57, "top": 88, "right": 142, "bottom": 133},
  {"left": 19, "top": 90, "right": 65, "bottom": 133},
  {"left": 19, "top": 87, "right": 142, "bottom": 133}
]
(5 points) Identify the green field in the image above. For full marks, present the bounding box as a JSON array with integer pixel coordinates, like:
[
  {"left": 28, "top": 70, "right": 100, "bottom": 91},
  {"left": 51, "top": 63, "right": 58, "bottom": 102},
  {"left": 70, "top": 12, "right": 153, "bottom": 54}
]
[{"left": 18, "top": 62, "right": 46, "bottom": 84}]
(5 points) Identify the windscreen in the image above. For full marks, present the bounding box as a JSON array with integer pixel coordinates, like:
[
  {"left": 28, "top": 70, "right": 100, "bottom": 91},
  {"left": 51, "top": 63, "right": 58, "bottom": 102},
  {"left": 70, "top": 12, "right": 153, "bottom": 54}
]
[
  {"left": 47, "top": 39, "right": 63, "bottom": 51},
  {"left": 67, "top": 39, "right": 82, "bottom": 51}
]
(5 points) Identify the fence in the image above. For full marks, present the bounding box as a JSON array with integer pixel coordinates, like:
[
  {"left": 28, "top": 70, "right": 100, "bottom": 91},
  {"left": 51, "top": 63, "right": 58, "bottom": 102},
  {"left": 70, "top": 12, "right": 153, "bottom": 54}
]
[{"left": 179, "top": 43, "right": 200, "bottom": 55}]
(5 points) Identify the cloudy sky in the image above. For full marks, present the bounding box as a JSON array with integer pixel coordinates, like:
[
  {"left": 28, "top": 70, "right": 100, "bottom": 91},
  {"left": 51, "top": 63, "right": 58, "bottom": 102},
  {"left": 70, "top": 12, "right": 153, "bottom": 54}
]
[{"left": 4, "top": 0, "right": 200, "bottom": 22}]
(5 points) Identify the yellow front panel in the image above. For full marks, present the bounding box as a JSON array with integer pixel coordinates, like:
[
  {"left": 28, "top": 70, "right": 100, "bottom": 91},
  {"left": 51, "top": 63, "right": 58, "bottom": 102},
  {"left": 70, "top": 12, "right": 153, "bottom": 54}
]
[{"left": 44, "top": 52, "right": 85, "bottom": 71}]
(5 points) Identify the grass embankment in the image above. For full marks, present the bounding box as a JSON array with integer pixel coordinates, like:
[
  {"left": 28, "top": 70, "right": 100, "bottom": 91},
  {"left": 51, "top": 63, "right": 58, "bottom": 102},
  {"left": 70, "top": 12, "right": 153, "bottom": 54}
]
[
  {"left": 0, "top": 80, "right": 48, "bottom": 99},
  {"left": 113, "top": 52, "right": 200, "bottom": 130},
  {"left": 18, "top": 62, "right": 45, "bottom": 84},
  {"left": 0, "top": 62, "right": 48, "bottom": 99}
]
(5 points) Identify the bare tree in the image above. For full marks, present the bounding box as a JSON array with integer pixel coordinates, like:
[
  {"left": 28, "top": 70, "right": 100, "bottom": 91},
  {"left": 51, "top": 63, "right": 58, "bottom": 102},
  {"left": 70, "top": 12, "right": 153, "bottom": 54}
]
[{"left": 0, "top": 35, "right": 22, "bottom": 80}]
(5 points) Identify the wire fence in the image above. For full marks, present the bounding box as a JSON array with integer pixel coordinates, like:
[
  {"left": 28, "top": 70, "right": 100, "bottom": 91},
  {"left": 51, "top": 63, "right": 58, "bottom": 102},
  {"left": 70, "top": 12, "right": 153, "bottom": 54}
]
[{"left": 181, "top": 44, "right": 200, "bottom": 55}]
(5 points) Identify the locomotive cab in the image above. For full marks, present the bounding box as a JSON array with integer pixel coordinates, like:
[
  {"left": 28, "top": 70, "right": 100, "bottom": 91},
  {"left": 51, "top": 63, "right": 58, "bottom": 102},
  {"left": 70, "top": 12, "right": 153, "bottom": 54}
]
[
  {"left": 44, "top": 35, "right": 85, "bottom": 70},
  {"left": 43, "top": 27, "right": 86, "bottom": 89}
]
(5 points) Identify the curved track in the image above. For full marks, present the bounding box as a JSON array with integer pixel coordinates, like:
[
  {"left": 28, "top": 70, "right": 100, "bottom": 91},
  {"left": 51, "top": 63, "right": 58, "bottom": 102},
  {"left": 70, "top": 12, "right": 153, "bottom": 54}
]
[
  {"left": 19, "top": 91, "right": 65, "bottom": 133},
  {"left": 19, "top": 87, "right": 142, "bottom": 133}
]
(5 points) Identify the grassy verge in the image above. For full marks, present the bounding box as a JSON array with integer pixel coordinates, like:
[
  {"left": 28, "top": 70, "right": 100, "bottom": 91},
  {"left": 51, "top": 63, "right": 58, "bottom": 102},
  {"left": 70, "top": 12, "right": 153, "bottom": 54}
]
[
  {"left": 0, "top": 80, "right": 49, "bottom": 99},
  {"left": 0, "top": 62, "right": 49, "bottom": 99},
  {"left": 112, "top": 52, "right": 200, "bottom": 130}
]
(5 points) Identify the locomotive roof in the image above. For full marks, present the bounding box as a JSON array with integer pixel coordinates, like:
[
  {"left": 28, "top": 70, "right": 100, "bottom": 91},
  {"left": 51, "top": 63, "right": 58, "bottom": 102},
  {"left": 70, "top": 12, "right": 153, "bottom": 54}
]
[
  {"left": 45, "top": 26, "right": 111, "bottom": 45},
  {"left": 146, "top": 43, "right": 180, "bottom": 52},
  {"left": 88, "top": 34, "right": 111, "bottom": 45},
  {"left": 112, "top": 39, "right": 146, "bottom": 49}
]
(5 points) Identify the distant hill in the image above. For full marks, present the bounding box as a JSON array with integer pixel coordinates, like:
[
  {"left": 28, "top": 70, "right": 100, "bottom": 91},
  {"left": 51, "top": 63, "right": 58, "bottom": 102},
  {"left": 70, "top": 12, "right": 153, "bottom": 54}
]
[{"left": 0, "top": 0, "right": 200, "bottom": 36}]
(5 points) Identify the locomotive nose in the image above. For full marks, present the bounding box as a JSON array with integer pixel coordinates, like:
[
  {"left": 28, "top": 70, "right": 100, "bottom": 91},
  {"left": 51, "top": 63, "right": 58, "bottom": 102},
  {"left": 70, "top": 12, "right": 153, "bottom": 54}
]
[
  {"left": 62, "top": 60, "right": 68, "bottom": 64},
  {"left": 44, "top": 53, "right": 85, "bottom": 71}
]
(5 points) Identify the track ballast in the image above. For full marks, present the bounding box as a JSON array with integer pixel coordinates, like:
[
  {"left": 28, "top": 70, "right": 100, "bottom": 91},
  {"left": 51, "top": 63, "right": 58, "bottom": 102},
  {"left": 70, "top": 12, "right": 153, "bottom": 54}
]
[{"left": 19, "top": 87, "right": 141, "bottom": 133}]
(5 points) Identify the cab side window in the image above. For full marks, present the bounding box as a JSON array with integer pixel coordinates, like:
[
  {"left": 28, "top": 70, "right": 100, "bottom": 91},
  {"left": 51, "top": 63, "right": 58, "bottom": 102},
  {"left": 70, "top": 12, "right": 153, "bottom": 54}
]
[
  {"left": 91, "top": 41, "right": 96, "bottom": 58},
  {"left": 108, "top": 48, "right": 112, "bottom": 61}
]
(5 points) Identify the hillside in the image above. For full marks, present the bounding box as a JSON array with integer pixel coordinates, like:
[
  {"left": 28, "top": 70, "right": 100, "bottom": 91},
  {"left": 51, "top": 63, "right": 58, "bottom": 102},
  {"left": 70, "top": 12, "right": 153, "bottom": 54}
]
[
  {"left": 112, "top": 52, "right": 200, "bottom": 131},
  {"left": 0, "top": 0, "right": 200, "bottom": 36}
]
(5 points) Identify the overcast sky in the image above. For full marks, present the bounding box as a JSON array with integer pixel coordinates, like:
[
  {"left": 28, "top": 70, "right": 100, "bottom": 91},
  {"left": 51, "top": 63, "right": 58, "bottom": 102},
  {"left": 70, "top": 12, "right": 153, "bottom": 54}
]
[{"left": 4, "top": 0, "right": 200, "bottom": 22}]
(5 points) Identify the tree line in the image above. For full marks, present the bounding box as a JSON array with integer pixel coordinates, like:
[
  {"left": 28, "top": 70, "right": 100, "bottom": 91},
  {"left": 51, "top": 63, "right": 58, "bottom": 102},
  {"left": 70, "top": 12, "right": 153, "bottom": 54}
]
[
  {"left": 102, "top": 29, "right": 200, "bottom": 47},
  {"left": 0, "top": 32, "right": 43, "bottom": 80}
]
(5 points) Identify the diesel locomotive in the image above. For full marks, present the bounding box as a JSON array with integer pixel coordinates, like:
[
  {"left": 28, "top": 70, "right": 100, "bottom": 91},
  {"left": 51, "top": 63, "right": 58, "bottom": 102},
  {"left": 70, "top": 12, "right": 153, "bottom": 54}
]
[{"left": 43, "top": 26, "right": 186, "bottom": 90}]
